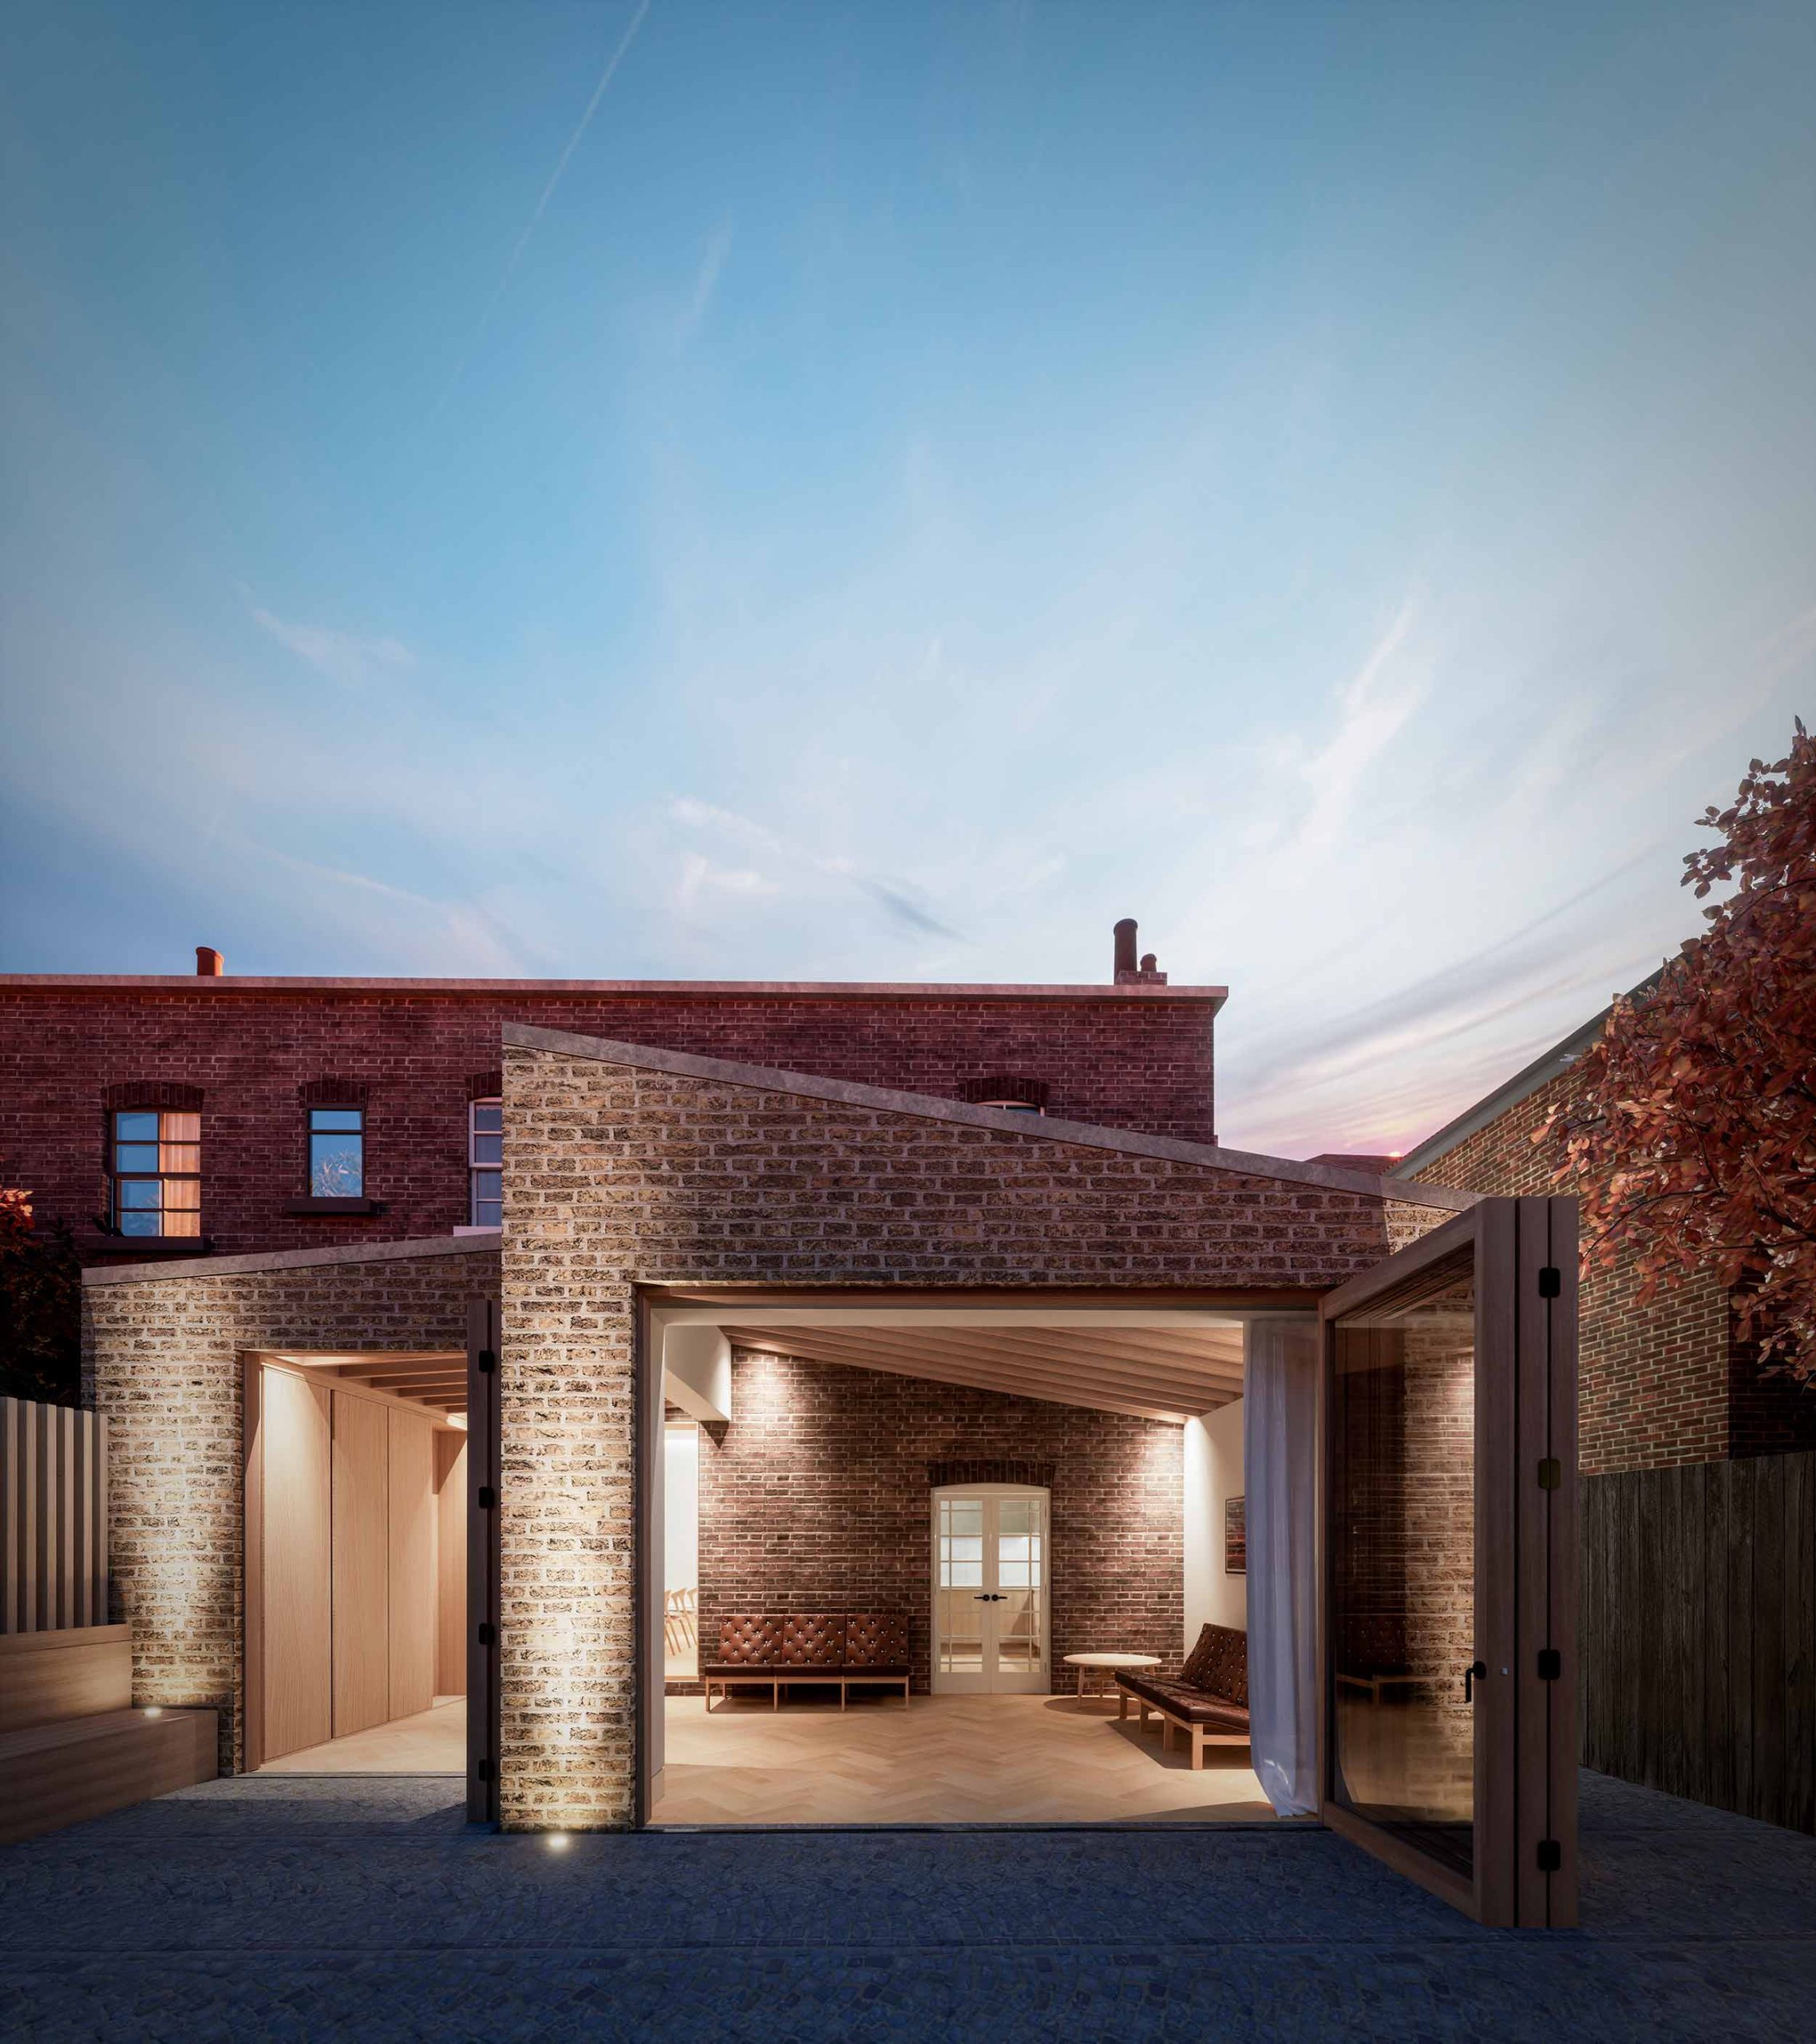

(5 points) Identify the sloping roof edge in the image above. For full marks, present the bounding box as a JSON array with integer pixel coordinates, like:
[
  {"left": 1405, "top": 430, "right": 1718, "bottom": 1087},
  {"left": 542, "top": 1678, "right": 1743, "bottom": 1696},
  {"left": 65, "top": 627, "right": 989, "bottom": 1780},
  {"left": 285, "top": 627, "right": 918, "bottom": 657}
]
[
  {"left": 82, "top": 1232, "right": 498, "bottom": 1288},
  {"left": 1391, "top": 965, "right": 1666, "bottom": 1179},
  {"left": 502, "top": 1022, "right": 1474, "bottom": 1212}
]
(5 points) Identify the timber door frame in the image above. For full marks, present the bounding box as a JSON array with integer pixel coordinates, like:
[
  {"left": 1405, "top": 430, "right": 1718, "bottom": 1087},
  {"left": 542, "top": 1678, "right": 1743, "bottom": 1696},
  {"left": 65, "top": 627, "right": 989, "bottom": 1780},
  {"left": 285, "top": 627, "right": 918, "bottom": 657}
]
[
  {"left": 466, "top": 1298, "right": 502, "bottom": 1825},
  {"left": 1317, "top": 1195, "right": 1578, "bottom": 1928}
]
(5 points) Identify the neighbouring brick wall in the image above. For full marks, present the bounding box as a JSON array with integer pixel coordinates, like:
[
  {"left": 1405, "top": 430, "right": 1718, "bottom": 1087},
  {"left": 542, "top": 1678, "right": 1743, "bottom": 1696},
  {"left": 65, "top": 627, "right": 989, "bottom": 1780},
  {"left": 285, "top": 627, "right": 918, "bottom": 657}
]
[
  {"left": 695, "top": 1348, "right": 1183, "bottom": 1693},
  {"left": 82, "top": 1241, "right": 498, "bottom": 1773},
  {"left": 1408, "top": 1070, "right": 1733, "bottom": 1474},
  {"left": 0, "top": 984, "right": 1217, "bottom": 1260},
  {"left": 500, "top": 1034, "right": 1462, "bottom": 1830}
]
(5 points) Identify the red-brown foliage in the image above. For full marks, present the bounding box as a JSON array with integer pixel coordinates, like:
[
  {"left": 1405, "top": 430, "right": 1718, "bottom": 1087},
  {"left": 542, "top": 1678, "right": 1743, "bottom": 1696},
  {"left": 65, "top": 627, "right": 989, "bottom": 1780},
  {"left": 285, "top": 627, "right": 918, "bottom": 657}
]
[{"left": 1541, "top": 723, "right": 1816, "bottom": 1380}]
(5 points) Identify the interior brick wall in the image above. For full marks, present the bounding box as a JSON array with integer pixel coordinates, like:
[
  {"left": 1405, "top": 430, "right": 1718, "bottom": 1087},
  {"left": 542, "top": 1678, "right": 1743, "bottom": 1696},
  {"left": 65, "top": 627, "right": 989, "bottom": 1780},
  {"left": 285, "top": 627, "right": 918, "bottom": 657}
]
[
  {"left": 500, "top": 1030, "right": 1462, "bottom": 1829},
  {"left": 694, "top": 1347, "right": 1183, "bottom": 1693},
  {"left": 81, "top": 1239, "right": 499, "bottom": 1773},
  {"left": 1408, "top": 1070, "right": 1739, "bottom": 1475},
  {"left": 0, "top": 982, "right": 1218, "bottom": 1261}
]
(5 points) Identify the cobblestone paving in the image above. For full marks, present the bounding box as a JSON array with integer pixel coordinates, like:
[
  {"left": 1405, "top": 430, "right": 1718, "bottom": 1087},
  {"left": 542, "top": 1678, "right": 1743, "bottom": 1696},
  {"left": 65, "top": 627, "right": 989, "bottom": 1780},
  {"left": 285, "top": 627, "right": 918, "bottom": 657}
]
[{"left": 2, "top": 1771, "right": 1811, "bottom": 2041}]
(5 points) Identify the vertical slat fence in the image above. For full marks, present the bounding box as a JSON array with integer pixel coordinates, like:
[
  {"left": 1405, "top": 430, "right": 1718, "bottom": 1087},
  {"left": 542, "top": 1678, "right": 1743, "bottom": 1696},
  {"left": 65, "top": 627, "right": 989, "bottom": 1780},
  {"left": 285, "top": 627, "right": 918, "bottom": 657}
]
[
  {"left": 1581, "top": 1450, "right": 1816, "bottom": 1836},
  {"left": 1, "top": 1396, "right": 109, "bottom": 1634}
]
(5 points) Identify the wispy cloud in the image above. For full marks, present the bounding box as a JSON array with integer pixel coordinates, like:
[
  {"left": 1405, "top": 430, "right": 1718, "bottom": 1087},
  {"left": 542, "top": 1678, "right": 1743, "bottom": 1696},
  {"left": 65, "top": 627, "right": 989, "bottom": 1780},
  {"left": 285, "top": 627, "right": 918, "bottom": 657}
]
[
  {"left": 433, "top": 0, "right": 655, "bottom": 417},
  {"left": 675, "top": 221, "right": 734, "bottom": 344},
  {"left": 250, "top": 608, "right": 417, "bottom": 687},
  {"left": 676, "top": 852, "right": 780, "bottom": 917},
  {"left": 862, "top": 880, "right": 962, "bottom": 940}
]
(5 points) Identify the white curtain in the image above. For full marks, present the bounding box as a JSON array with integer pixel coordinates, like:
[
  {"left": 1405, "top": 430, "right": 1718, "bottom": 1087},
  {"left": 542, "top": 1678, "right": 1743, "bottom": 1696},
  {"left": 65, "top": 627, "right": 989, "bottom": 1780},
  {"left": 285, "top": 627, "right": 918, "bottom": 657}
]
[{"left": 1244, "top": 1317, "right": 1320, "bottom": 1816}]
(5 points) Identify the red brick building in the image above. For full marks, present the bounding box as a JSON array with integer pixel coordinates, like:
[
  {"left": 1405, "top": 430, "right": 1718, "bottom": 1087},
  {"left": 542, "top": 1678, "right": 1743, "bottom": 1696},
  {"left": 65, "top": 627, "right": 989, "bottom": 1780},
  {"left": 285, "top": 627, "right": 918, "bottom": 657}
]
[{"left": 0, "top": 929, "right": 1219, "bottom": 1265}]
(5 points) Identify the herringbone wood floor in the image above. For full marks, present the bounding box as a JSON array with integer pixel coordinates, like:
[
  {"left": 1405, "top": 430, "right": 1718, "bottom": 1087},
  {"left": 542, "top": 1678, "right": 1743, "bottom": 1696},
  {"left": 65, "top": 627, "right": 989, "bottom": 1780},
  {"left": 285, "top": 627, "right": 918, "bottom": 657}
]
[{"left": 653, "top": 1692, "right": 1274, "bottom": 1825}]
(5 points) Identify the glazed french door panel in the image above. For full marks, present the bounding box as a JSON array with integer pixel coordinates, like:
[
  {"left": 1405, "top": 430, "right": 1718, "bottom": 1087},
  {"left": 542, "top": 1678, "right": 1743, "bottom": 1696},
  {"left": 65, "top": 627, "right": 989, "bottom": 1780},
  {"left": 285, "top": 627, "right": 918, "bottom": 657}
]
[
  {"left": 1319, "top": 1196, "right": 1577, "bottom": 1929},
  {"left": 932, "top": 1486, "right": 1049, "bottom": 1694}
]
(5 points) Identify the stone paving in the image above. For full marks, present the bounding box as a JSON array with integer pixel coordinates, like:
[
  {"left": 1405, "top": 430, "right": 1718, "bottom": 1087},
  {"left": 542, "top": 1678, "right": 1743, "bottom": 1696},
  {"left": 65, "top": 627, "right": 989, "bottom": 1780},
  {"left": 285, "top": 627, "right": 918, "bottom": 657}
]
[{"left": 2, "top": 1769, "right": 1812, "bottom": 2041}]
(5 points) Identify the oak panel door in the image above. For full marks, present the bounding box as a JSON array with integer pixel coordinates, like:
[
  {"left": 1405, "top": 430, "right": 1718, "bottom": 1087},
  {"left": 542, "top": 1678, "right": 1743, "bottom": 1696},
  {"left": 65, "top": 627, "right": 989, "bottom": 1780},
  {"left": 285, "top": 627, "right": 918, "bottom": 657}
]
[
  {"left": 435, "top": 1431, "right": 468, "bottom": 1698},
  {"left": 387, "top": 1408, "right": 438, "bottom": 1721},
  {"left": 332, "top": 1390, "right": 390, "bottom": 1737},
  {"left": 260, "top": 1366, "right": 332, "bottom": 1761}
]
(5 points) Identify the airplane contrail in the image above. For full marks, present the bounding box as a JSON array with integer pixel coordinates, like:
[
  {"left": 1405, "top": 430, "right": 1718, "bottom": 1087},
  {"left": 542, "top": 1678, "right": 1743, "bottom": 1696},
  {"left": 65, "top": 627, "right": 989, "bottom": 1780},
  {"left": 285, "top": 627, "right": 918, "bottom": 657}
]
[{"left": 433, "top": 0, "right": 654, "bottom": 418}]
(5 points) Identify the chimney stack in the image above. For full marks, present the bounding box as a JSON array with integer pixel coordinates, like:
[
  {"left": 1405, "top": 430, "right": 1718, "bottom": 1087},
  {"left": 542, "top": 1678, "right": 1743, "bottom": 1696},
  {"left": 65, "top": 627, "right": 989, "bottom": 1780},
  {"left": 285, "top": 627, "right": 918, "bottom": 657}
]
[
  {"left": 196, "top": 946, "right": 224, "bottom": 977},
  {"left": 1113, "top": 918, "right": 1138, "bottom": 980},
  {"left": 1112, "top": 919, "right": 1167, "bottom": 986}
]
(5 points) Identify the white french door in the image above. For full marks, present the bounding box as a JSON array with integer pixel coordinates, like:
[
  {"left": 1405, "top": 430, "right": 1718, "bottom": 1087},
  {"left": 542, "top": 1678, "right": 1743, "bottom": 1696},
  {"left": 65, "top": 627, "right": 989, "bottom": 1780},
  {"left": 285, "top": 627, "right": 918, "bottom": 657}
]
[{"left": 931, "top": 1484, "right": 1050, "bottom": 1693}]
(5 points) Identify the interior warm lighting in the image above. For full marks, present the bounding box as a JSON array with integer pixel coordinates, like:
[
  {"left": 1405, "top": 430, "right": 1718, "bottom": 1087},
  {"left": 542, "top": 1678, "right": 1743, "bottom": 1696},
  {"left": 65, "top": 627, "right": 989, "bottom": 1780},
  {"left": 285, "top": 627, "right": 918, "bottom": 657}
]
[
  {"left": 448, "top": 1412, "right": 468, "bottom": 1431},
  {"left": 142, "top": 1706, "right": 162, "bottom": 1717},
  {"left": 545, "top": 1831, "right": 571, "bottom": 1851}
]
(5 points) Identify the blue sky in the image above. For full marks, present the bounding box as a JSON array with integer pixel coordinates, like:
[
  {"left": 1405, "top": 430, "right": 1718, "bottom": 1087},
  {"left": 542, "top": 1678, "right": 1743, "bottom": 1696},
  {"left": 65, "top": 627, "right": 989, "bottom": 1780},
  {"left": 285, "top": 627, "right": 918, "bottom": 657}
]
[{"left": 2, "top": 1, "right": 1812, "bottom": 1156}]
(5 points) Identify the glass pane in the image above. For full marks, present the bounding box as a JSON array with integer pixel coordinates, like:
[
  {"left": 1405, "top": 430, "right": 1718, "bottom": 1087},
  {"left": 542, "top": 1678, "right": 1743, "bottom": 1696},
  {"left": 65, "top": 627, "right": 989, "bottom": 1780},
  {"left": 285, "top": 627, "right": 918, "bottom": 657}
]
[
  {"left": 159, "top": 1143, "right": 200, "bottom": 1174},
  {"left": 163, "top": 1179, "right": 200, "bottom": 1212},
  {"left": 472, "top": 1133, "right": 503, "bottom": 1165},
  {"left": 161, "top": 1210, "right": 201, "bottom": 1237},
  {"left": 309, "top": 1108, "right": 363, "bottom": 1133},
  {"left": 118, "top": 1211, "right": 160, "bottom": 1236},
  {"left": 936, "top": 1588, "right": 983, "bottom": 1673},
  {"left": 472, "top": 1101, "right": 503, "bottom": 1134},
  {"left": 998, "top": 1589, "right": 1042, "bottom": 1666},
  {"left": 114, "top": 1143, "right": 159, "bottom": 1173},
  {"left": 473, "top": 1198, "right": 502, "bottom": 1229},
  {"left": 114, "top": 1111, "right": 158, "bottom": 1142},
  {"left": 998, "top": 1499, "right": 1038, "bottom": 1535},
  {"left": 310, "top": 1132, "right": 364, "bottom": 1196},
  {"left": 1330, "top": 1249, "right": 1477, "bottom": 1879},
  {"left": 160, "top": 1112, "right": 200, "bottom": 1143},
  {"left": 117, "top": 1180, "right": 160, "bottom": 1210}
]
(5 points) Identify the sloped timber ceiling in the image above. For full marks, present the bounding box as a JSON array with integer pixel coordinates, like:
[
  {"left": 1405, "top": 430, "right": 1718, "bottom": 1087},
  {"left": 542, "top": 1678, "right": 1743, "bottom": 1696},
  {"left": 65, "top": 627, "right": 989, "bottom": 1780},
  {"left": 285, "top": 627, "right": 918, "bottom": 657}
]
[
  {"left": 266, "top": 1349, "right": 469, "bottom": 1417},
  {"left": 719, "top": 1323, "right": 1244, "bottom": 1424}
]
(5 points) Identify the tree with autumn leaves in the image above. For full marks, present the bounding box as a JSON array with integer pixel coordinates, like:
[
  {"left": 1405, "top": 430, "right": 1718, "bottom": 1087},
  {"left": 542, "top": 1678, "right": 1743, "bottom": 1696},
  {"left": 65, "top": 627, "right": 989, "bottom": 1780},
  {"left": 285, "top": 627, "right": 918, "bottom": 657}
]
[
  {"left": 0, "top": 1186, "right": 82, "bottom": 1405},
  {"left": 1541, "top": 721, "right": 1816, "bottom": 1384}
]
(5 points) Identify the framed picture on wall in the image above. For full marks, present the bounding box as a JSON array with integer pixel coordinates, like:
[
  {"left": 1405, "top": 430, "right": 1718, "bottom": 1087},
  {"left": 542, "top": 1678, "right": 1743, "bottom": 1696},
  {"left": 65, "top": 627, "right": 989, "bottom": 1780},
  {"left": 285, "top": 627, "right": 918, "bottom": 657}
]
[{"left": 1225, "top": 1495, "right": 1246, "bottom": 1574}]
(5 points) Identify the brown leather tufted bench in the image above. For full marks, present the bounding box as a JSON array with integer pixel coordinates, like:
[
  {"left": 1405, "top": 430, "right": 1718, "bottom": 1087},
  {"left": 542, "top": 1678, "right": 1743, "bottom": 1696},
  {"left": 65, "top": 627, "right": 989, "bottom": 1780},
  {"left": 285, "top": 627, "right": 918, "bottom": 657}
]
[
  {"left": 1115, "top": 1622, "right": 1249, "bottom": 1769},
  {"left": 701, "top": 1614, "right": 911, "bottom": 1710}
]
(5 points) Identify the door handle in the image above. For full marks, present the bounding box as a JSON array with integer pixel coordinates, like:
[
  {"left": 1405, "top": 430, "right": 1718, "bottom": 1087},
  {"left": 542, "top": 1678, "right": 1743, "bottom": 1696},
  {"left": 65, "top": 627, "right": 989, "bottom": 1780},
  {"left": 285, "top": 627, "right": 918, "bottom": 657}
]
[
  {"left": 1463, "top": 1659, "right": 1487, "bottom": 1703},
  {"left": 971, "top": 1592, "right": 1006, "bottom": 1602}
]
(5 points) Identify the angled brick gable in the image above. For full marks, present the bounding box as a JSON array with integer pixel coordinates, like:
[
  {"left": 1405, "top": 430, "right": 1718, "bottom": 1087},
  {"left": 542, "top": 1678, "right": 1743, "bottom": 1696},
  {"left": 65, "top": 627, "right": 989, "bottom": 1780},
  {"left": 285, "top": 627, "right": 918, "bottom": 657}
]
[{"left": 497, "top": 1028, "right": 1463, "bottom": 1829}]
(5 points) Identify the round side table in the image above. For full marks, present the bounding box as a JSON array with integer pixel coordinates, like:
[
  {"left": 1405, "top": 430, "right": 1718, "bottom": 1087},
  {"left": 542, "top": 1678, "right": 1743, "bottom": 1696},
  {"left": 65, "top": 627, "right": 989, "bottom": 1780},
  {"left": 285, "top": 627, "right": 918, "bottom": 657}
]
[{"left": 1062, "top": 1651, "right": 1161, "bottom": 1699}]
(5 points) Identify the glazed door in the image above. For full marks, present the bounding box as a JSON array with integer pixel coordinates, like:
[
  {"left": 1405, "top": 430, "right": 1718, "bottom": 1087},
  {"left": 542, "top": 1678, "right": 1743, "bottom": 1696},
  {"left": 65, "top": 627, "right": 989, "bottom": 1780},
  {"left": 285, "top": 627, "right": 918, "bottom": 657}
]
[
  {"left": 1319, "top": 1196, "right": 1577, "bottom": 1928},
  {"left": 932, "top": 1485, "right": 1050, "bottom": 1693}
]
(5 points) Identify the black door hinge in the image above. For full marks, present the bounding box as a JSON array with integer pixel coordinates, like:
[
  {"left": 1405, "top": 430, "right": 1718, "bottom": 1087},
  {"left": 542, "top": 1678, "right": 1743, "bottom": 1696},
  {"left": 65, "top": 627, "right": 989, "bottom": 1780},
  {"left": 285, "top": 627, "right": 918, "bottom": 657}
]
[
  {"left": 1537, "top": 1266, "right": 1561, "bottom": 1298},
  {"left": 477, "top": 1349, "right": 497, "bottom": 1374},
  {"left": 477, "top": 1485, "right": 498, "bottom": 1508},
  {"left": 1537, "top": 1648, "right": 1561, "bottom": 1681},
  {"left": 476, "top": 1758, "right": 493, "bottom": 1783},
  {"left": 477, "top": 1622, "right": 497, "bottom": 1647},
  {"left": 1537, "top": 1457, "right": 1561, "bottom": 1490},
  {"left": 1537, "top": 1840, "right": 1562, "bottom": 1872}
]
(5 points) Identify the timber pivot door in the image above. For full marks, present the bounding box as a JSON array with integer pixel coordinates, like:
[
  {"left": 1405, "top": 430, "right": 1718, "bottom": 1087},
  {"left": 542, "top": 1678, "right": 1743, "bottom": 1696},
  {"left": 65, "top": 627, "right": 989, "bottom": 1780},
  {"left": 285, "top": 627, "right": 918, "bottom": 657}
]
[{"left": 1319, "top": 1197, "right": 1578, "bottom": 1928}]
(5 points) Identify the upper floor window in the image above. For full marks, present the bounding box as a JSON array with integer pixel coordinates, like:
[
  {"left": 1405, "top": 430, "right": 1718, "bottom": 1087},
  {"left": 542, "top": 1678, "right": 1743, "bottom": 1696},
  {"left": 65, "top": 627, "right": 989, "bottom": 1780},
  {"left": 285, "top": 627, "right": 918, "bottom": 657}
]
[
  {"left": 111, "top": 1109, "right": 200, "bottom": 1237},
  {"left": 308, "top": 1107, "right": 364, "bottom": 1198},
  {"left": 469, "top": 1098, "right": 502, "bottom": 1228}
]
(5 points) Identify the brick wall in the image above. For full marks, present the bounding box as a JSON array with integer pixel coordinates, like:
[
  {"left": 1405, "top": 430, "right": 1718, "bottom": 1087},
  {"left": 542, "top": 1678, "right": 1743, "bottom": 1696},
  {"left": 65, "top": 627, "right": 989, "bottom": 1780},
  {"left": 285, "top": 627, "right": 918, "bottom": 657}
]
[
  {"left": 500, "top": 1028, "right": 1462, "bottom": 1829},
  {"left": 1408, "top": 1070, "right": 1732, "bottom": 1474},
  {"left": 0, "top": 980, "right": 1218, "bottom": 1260},
  {"left": 81, "top": 1238, "right": 498, "bottom": 1773},
  {"left": 694, "top": 1347, "right": 1182, "bottom": 1693}
]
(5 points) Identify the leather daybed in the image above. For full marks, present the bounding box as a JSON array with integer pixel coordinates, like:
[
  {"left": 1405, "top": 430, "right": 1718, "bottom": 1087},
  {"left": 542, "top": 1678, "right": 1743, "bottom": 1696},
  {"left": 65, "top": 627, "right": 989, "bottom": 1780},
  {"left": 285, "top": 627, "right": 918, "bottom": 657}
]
[
  {"left": 1116, "top": 1621, "right": 1249, "bottom": 1769},
  {"left": 702, "top": 1614, "right": 911, "bottom": 1709}
]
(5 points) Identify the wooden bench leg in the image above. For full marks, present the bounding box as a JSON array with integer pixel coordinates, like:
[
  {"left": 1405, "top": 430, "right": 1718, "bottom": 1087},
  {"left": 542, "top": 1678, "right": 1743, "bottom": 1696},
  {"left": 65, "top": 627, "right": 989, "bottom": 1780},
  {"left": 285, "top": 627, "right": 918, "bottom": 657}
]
[
  {"left": 1190, "top": 1725, "right": 1205, "bottom": 1771},
  {"left": 1118, "top": 1691, "right": 1129, "bottom": 1719}
]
